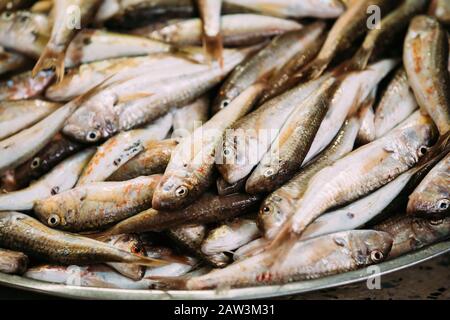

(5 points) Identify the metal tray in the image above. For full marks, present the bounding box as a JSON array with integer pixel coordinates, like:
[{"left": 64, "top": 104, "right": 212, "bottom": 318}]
[{"left": 0, "top": 240, "right": 449, "bottom": 300}]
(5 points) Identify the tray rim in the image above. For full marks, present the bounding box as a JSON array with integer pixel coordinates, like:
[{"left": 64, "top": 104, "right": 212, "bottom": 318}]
[{"left": 0, "top": 240, "right": 449, "bottom": 300}]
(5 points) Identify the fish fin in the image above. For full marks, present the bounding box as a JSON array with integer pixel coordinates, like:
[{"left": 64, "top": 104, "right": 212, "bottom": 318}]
[
  {"left": 203, "top": 34, "right": 224, "bottom": 68},
  {"left": 32, "top": 47, "right": 66, "bottom": 82},
  {"left": 267, "top": 232, "right": 299, "bottom": 269},
  {"left": 175, "top": 46, "right": 210, "bottom": 64},
  {"left": 117, "top": 92, "right": 154, "bottom": 104},
  {"left": 145, "top": 275, "right": 188, "bottom": 289}
]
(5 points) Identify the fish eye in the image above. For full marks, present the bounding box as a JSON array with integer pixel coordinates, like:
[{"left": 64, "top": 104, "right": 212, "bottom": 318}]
[
  {"left": 2, "top": 12, "right": 13, "bottom": 20},
  {"left": 175, "top": 185, "right": 189, "bottom": 198},
  {"left": 418, "top": 146, "right": 428, "bottom": 157},
  {"left": 222, "top": 147, "right": 233, "bottom": 157},
  {"left": 221, "top": 99, "right": 230, "bottom": 109},
  {"left": 30, "top": 157, "right": 41, "bottom": 169},
  {"left": 47, "top": 214, "right": 61, "bottom": 227},
  {"left": 261, "top": 205, "right": 272, "bottom": 214},
  {"left": 370, "top": 250, "right": 384, "bottom": 263},
  {"left": 264, "top": 168, "right": 274, "bottom": 178},
  {"left": 86, "top": 130, "right": 100, "bottom": 142},
  {"left": 437, "top": 199, "right": 450, "bottom": 211}
]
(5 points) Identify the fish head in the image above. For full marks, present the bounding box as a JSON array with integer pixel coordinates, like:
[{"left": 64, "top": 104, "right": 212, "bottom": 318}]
[
  {"left": 407, "top": 194, "right": 450, "bottom": 218},
  {"left": 211, "top": 88, "right": 238, "bottom": 115},
  {"left": 348, "top": 230, "right": 393, "bottom": 266},
  {"left": 33, "top": 193, "right": 80, "bottom": 230},
  {"left": 0, "top": 11, "right": 49, "bottom": 38},
  {"left": 412, "top": 217, "right": 450, "bottom": 244},
  {"left": 258, "top": 193, "right": 294, "bottom": 239},
  {"left": 409, "top": 15, "right": 440, "bottom": 36},
  {"left": 392, "top": 113, "right": 438, "bottom": 166},
  {"left": 63, "top": 95, "right": 119, "bottom": 143},
  {"left": 217, "top": 127, "right": 256, "bottom": 183},
  {"left": 152, "top": 170, "right": 199, "bottom": 210}
]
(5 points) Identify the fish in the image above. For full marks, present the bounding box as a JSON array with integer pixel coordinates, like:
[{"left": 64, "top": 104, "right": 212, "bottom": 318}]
[
  {"left": 0, "top": 248, "right": 28, "bottom": 275},
  {"left": 201, "top": 218, "right": 260, "bottom": 255},
  {"left": 216, "top": 176, "right": 245, "bottom": 195},
  {"left": 145, "top": 14, "right": 302, "bottom": 47},
  {"left": 13, "top": 133, "right": 84, "bottom": 189},
  {"left": 95, "top": 0, "right": 196, "bottom": 28},
  {"left": 430, "top": 0, "right": 450, "bottom": 25},
  {"left": 301, "top": 171, "right": 418, "bottom": 240},
  {"left": 0, "top": 211, "right": 169, "bottom": 266},
  {"left": 48, "top": 55, "right": 190, "bottom": 102},
  {"left": 222, "top": 0, "right": 344, "bottom": 19},
  {"left": 404, "top": 15, "right": 450, "bottom": 135},
  {"left": 107, "top": 139, "right": 178, "bottom": 182},
  {"left": 349, "top": 0, "right": 429, "bottom": 71},
  {"left": 0, "top": 148, "right": 94, "bottom": 211},
  {"left": 197, "top": 0, "right": 223, "bottom": 64},
  {"left": 303, "top": 59, "right": 397, "bottom": 164},
  {"left": 0, "top": 10, "right": 50, "bottom": 58},
  {"left": 171, "top": 96, "right": 209, "bottom": 139},
  {"left": 212, "top": 22, "right": 326, "bottom": 114},
  {"left": 217, "top": 74, "right": 328, "bottom": 184},
  {"left": 104, "top": 234, "right": 147, "bottom": 281},
  {"left": 258, "top": 117, "right": 359, "bottom": 239},
  {"left": 375, "top": 214, "right": 450, "bottom": 258},
  {"left": 374, "top": 67, "right": 418, "bottom": 139},
  {"left": 76, "top": 114, "right": 172, "bottom": 185},
  {"left": 157, "top": 230, "right": 391, "bottom": 289},
  {"left": 63, "top": 46, "right": 254, "bottom": 143},
  {"left": 245, "top": 77, "right": 340, "bottom": 194},
  {"left": 0, "top": 47, "right": 28, "bottom": 75},
  {"left": 24, "top": 256, "right": 195, "bottom": 289},
  {"left": 356, "top": 89, "right": 376, "bottom": 145},
  {"left": 303, "top": 134, "right": 450, "bottom": 240},
  {"left": 273, "top": 111, "right": 437, "bottom": 242},
  {"left": 258, "top": 31, "right": 325, "bottom": 104},
  {"left": 168, "top": 224, "right": 230, "bottom": 268},
  {"left": 32, "top": 0, "right": 103, "bottom": 82},
  {"left": 152, "top": 84, "right": 263, "bottom": 211},
  {"left": 0, "top": 94, "right": 90, "bottom": 174},
  {"left": 92, "top": 193, "right": 260, "bottom": 239},
  {"left": 0, "top": 99, "right": 61, "bottom": 141},
  {"left": 64, "top": 29, "right": 173, "bottom": 68},
  {"left": 299, "top": 0, "right": 395, "bottom": 81},
  {"left": 34, "top": 175, "right": 162, "bottom": 232},
  {"left": 0, "top": 70, "right": 54, "bottom": 101},
  {"left": 407, "top": 152, "right": 450, "bottom": 218}
]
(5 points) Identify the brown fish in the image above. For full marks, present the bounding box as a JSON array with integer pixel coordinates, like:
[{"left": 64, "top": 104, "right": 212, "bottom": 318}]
[
  {"left": 92, "top": 193, "right": 260, "bottom": 239},
  {"left": 375, "top": 214, "right": 450, "bottom": 258},
  {"left": 404, "top": 15, "right": 450, "bottom": 135},
  {"left": 0, "top": 211, "right": 170, "bottom": 266}
]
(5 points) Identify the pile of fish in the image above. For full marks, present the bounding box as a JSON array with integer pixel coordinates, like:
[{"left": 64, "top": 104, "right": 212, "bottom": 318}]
[{"left": 0, "top": 0, "right": 449, "bottom": 291}]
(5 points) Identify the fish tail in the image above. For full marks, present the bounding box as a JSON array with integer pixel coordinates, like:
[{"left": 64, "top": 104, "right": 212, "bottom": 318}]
[
  {"left": 298, "top": 58, "right": 330, "bottom": 81},
  {"left": 203, "top": 34, "right": 224, "bottom": 67},
  {"left": 347, "top": 46, "right": 373, "bottom": 72},
  {"left": 33, "top": 47, "right": 65, "bottom": 82},
  {"left": 126, "top": 253, "right": 171, "bottom": 267}
]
